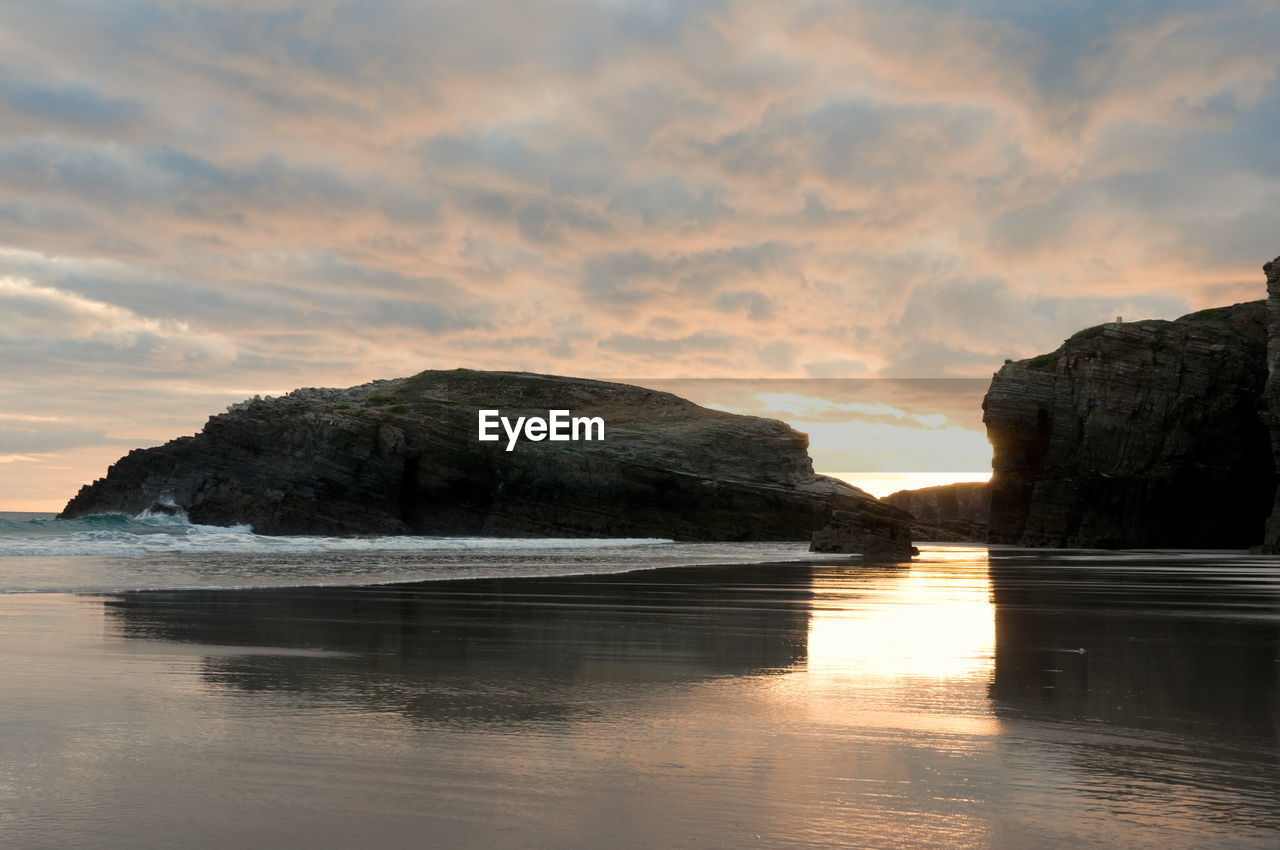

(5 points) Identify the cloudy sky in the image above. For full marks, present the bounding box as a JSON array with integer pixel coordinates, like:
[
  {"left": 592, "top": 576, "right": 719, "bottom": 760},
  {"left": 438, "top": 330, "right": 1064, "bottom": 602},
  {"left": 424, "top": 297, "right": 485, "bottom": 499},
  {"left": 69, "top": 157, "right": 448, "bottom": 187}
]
[{"left": 2, "top": 0, "right": 1278, "bottom": 510}]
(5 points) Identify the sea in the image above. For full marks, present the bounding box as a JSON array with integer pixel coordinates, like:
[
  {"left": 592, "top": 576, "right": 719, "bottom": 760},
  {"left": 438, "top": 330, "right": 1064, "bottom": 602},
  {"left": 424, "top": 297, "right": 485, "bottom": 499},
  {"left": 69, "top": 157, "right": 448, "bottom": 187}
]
[
  {"left": 0, "top": 510, "right": 1277, "bottom": 848},
  {"left": 0, "top": 510, "right": 817, "bottom": 593}
]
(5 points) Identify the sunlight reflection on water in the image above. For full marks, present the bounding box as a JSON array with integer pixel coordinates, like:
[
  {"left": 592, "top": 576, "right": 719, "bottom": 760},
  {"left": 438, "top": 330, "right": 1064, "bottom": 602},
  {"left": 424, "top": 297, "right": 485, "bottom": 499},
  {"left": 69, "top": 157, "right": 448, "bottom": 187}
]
[{"left": 0, "top": 547, "right": 1276, "bottom": 849}]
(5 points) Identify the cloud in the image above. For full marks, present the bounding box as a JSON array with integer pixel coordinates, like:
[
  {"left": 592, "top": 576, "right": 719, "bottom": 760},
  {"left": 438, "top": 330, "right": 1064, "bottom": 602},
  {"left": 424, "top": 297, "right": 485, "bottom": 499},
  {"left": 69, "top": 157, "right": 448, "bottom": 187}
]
[
  {"left": 3, "top": 81, "right": 144, "bottom": 134},
  {"left": 880, "top": 276, "right": 1191, "bottom": 374},
  {"left": 668, "top": 379, "right": 995, "bottom": 472},
  {"left": 0, "top": 425, "right": 124, "bottom": 454},
  {"left": 581, "top": 243, "right": 797, "bottom": 306},
  {"left": 751, "top": 393, "right": 949, "bottom": 428},
  {"left": 803, "top": 359, "right": 869, "bottom": 378},
  {"left": 598, "top": 330, "right": 737, "bottom": 358},
  {"left": 715, "top": 290, "right": 774, "bottom": 320},
  {"left": 0, "top": 275, "right": 229, "bottom": 353},
  {"left": 1, "top": 0, "right": 1278, "bottom": 504},
  {"left": 423, "top": 131, "right": 620, "bottom": 198},
  {"left": 607, "top": 175, "right": 730, "bottom": 228}
]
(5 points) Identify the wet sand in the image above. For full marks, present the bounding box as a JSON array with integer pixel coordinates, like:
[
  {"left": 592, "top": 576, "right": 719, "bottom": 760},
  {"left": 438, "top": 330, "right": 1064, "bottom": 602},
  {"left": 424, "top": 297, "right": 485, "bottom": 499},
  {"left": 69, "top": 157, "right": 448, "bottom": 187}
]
[{"left": 1, "top": 549, "right": 1277, "bottom": 848}]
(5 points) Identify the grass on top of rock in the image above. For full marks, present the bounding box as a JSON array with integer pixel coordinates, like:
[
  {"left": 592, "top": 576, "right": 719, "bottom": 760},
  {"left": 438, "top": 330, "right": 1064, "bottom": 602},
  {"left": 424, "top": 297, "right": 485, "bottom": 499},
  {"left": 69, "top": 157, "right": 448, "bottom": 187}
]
[
  {"left": 401, "top": 368, "right": 540, "bottom": 395},
  {"left": 1070, "top": 324, "right": 1110, "bottom": 342},
  {"left": 1177, "top": 304, "right": 1260, "bottom": 341},
  {"left": 1025, "top": 352, "right": 1060, "bottom": 372},
  {"left": 1182, "top": 306, "right": 1229, "bottom": 323}
]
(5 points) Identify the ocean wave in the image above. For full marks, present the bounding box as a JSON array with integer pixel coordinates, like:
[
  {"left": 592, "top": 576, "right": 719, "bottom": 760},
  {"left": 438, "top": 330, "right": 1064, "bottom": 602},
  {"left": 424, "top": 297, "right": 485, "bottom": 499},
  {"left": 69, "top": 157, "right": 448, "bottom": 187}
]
[{"left": 0, "top": 510, "right": 829, "bottom": 594}]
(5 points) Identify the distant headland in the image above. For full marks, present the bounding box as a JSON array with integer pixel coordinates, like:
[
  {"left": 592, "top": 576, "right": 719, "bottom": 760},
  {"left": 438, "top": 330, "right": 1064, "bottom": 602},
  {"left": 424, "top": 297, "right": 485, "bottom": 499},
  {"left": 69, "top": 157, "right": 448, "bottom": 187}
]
[
  {"left": 60, "top": 253, "right": 1280, "bottom": 553},
  {"left": 60, "top": 369, "right": 911, "bottom": 547},
  {"left": 984, "top": 253, "right": 1280, "bottom": 551}
]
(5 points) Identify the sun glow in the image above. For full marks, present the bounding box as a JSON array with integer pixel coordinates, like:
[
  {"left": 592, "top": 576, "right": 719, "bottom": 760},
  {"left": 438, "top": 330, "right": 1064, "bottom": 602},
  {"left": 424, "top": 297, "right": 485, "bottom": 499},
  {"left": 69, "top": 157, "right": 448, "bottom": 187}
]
[
  {"left": 824, "top": 471, "right": 991, "bottom": 498},
  {"left": 805, "top": 549, "right": 995, "bottom": 681}
]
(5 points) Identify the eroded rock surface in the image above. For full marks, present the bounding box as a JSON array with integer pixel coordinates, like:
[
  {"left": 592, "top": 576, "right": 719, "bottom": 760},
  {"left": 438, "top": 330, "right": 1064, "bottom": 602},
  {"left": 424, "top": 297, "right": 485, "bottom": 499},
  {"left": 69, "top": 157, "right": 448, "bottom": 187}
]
[
  {"left": 884, "top": 482, "right": 989, "bottom": 542},
  {"left": 983, "top": 301, "right": 1273, "bottom": 548},
  {"left": 62, "top": 370, "right": 900, "bottom": 540},
  {"left": 809, "top": 510, "right": 916, "bottom": 560}
]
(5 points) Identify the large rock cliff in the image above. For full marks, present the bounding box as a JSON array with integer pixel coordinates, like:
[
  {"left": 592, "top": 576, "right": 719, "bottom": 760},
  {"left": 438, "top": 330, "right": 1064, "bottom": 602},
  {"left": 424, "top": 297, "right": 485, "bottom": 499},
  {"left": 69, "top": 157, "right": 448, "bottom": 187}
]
[
  {"left": 61, "top": 369, "right": 901, "bottom": 540},
  {"left": 983, "top": 299, "right": 1274, "bottom": 548}
]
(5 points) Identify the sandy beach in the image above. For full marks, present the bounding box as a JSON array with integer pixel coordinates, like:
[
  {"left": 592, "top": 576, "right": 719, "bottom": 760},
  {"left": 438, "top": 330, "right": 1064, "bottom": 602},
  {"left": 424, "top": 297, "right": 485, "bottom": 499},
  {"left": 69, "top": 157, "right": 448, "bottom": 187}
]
[{"left": 1, "top": 549, "right": 1277, "bottom": 849}]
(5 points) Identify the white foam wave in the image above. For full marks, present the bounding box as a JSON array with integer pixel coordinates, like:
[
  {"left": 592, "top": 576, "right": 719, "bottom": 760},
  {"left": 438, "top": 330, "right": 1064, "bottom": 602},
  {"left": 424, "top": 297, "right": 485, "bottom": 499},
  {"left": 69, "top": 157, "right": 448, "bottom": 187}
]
[
  {"left": 133, "top": 510, "right": 252, "bottom": 533},
  {"left": 0, "top": 531, "right": 672, "bottom": 557},
  {"left": 0, "top": 511, "right": 818, "bottom": 593}
]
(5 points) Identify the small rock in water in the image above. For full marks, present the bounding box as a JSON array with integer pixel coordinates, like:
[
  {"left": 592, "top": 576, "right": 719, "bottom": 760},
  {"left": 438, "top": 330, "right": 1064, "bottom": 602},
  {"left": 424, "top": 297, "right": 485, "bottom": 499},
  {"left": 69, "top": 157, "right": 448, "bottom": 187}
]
[{"left": 809, "top": 510, "right": 916, "bottom": 561}]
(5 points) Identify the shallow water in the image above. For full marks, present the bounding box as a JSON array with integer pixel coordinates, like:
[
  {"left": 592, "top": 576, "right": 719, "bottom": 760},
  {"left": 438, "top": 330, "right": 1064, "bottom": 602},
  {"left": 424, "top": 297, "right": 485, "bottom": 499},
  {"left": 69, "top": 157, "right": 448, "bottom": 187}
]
[
  {"left": 0, "top": 546, "right": 1276, "bottom": 848},
  {"left": 0, "top": 511, "right": 823, "bottom": 592}
]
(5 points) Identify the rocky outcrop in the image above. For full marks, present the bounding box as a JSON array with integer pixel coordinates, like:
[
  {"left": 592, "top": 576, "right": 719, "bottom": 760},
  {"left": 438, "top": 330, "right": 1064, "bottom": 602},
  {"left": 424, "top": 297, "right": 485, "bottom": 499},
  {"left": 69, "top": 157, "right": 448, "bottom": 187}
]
[
  {"left": 883, "top": 481, "right": 989, "bottom": 542},
  {"left": 906, "top": 517, "right": 989, "bottom": 544},
  {"left": 61, "top": 369, "right": 906, "bottom": 540},
  {"left": 1260, "top": 258, "right": 1280, "bottom": 552},
  {"left": 810, "top": 510, "right": 917, "bottom": 560},
  {"left": 883, "top": 481, "right": 989, "bottom": 523},
  {"left": 983, "top": 300, "right": 1274, "bottom": 548}
]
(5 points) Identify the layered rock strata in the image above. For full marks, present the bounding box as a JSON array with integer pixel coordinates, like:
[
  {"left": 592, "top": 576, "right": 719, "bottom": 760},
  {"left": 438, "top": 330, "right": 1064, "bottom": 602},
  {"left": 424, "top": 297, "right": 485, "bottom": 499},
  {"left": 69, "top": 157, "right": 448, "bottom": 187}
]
[
  {"left": 883, "top": 481, "right": 989, "bottom": 542},
  {"left": 983, "top": 300, "right": 1274, "bottom": 548}
]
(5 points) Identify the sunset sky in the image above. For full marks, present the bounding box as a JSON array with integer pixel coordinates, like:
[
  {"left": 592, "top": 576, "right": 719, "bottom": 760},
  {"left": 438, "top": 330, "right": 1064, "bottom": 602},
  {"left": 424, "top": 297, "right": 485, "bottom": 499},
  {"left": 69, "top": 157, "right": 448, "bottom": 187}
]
[{"left": 2, "top": 1, "right": 1279, "bottom": 510}]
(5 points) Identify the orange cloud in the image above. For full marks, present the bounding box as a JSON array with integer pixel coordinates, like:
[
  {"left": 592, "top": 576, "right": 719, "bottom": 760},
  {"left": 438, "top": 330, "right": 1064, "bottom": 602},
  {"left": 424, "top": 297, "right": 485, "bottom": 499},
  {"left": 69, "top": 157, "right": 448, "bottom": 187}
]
[{"left": 0, "top": 1, "right": 1277, "bottom": 508}]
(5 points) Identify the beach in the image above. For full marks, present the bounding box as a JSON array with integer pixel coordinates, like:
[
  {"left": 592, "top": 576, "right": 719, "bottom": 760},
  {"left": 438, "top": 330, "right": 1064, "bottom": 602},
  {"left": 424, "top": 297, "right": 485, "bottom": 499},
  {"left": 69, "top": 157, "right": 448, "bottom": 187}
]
[{"left": 1, "top": 545, "right": 1277, "bottom": 849}]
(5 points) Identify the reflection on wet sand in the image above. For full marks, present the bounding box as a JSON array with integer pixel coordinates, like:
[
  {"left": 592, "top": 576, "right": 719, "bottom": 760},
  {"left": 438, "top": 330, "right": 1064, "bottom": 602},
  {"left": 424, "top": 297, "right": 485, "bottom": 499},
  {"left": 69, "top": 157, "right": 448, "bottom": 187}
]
[
  {"left": 103, "top": 564, "right": 818, "bottom": 726},
  {"left": 988, "top": 554, "right": 1280, "bottom": 842},
  {"left": 3, "top": 550, "right": 1278, "bottom": 848},
  {"left": 989, "top": 556, "right": 1279, "bottom": 736}
]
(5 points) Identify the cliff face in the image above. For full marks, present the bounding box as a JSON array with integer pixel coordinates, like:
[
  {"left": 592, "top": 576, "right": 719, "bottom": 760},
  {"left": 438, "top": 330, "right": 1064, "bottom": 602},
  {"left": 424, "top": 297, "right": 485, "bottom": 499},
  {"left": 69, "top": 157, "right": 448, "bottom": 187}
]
[
  {"left": 883, "top": 482, "right": 989, "bottom": 524},
  {"left": 983, "top": 301, "right": 1274, "bottom": 548},
  {"left": 1261, "top": 258, "right": 1280, "bottom": 552},
  {"left": 61, "top": 369, "right": 899, "bottom": 540},
  {"left": 883, "top": 481, "right": 989, "bottom": 543}
]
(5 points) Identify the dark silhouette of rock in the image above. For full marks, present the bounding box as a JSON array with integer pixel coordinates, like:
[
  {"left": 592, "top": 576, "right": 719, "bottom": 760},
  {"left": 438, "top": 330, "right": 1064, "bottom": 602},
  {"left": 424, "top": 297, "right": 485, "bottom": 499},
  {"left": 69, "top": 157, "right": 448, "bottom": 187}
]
[
  {"left": 61, "top": 369, "right": 903, "bottom": 540},
  {"left": 883, "top": 481, "right": 989, "bottom": 541},
  {"left": 983, "top": 297, "right": 1274, "bottom": 548},
  {"left": 907, "top": 517, "right": 988, "bottom": 543},
  {"left": 102, "top": 564, "right": 818, "bottom": 726},
  {"left": 810, "top": 510, "right": 917, "bottom": 560},
  {"left": 883, "top": 481, "right": 989, "bottom": 522},
  {"left": 1260, "top": 257, "right": 1280, "bottom": 553}
]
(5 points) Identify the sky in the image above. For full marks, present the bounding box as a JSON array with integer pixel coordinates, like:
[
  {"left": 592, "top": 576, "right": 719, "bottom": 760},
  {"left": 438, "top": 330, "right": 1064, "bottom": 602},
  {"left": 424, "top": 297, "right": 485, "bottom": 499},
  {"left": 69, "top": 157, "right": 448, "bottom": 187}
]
[{"left": 2, "top": 0, "right": 1279, "bottom": 510}]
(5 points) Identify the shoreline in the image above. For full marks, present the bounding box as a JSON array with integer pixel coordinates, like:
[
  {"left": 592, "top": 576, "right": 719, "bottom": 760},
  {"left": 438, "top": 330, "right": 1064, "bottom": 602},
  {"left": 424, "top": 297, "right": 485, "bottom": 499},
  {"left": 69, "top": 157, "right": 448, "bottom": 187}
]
[
  {"left": 24, "top": 552, "right": 853, "bottom": 598},
  {"left": 1, "top": 548, "right": 1276, "bottom": 847},
  {"left": 5, "top": 539, "right": 1278, "bottom": 598}
]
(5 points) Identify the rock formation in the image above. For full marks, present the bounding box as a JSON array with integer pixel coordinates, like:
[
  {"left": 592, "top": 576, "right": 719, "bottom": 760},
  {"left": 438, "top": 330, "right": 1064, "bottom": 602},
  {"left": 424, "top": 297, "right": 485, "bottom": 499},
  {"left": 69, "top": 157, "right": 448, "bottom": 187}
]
[
  {"left": 809, "top": 510, "right": 917, "bottom": 560},
  {"left": 883, "top": 481, "right": 989, "bottom": 523},
  {"left": 883, "top": 481, "right": 989, "bottom": 542},
  {"left": 61, "top": 369, "right": 910, "bottom": 541},
  {"left": 1260, "top": 257, "right": 1280, "bottom": 553},
  {"left": 983, "top": 299, "right": 1274, "bottom": 548}
]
